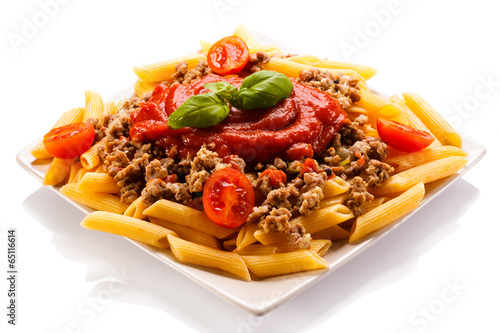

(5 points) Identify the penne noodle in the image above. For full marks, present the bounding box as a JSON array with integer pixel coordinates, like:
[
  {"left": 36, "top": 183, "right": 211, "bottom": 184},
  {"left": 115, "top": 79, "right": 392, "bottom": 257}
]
[
  {"left": 234, "top": 243, "right": 278, "bottom": 256},
  {"left": 77, "top": 172, "right": 120, "bottom": 193},
  {"left": 311, "top": 224, "right": 350, "bottom": 241},
  {"left": 253, "top": 229, "right": 288, "bottom": 245},
  {"left": 233, "top": 23, "right": 259, "bottom": 46},
  {"left": 355, "top": 89, "right": 402, "bottom": 118},
  {"left": 133, "top": 53, "right": 207, "bottom": 83},
  {"left": 123, "top": 197, "right": 148, "bottom": 220},
  {"left": 84, "top": 90, "right": 104, "bottom": 122},
  {"left": 149, "top": 216, "right": 220, "bottom": 249},
  {"left": 60, "top": 183, "right": 128, "bottom": 214},
  {"left": 134, "top": 78, "right": 157, "bottom": 98},
  {"left": 323, "top": 177, "right": 350, "bottom": 198},
  {"left": 103, "top": 101, "right": 118, "bottom": 116},
  {"left": 372, "top": 156, "right": 467, "bottom": 195},
  {"left": 81, "top": 211, "right": 176, "bottom": 249},
  {"left": 143, "top": 199, "right": 240, "bottom": 239},
  {"left": 167, "top": 234, "right": 251, "bottom": 281},
  {"left": 31, "top": 107, "right": 85, "bottom": 159},
  {"left": 349, "top": 182, "right": 425, "bottom": 243},
  {"left": 243, "top": 251, "right": 328, "bottom": 278},
  {"left": 80, "top": 137, "right": 108, "bottom": 170},
  {"left": 274, "top": 239, "right": 333, "bottom": 257},
  {"left": 288, "top": 55, "right": 377, "bottom": 80},
  {"left": 320, "top": 193, "right": 349, "bottom": 209},
  {"left": 67, "top": 162, "right": 84, "bottom": 184},
  {"left": 293, "top": 204, "right": 354, "bottom": 234},
  {"left": 386, "top": 145, "right": 468, "bottom": 173},
  {"left": 403, "top": 92, "right": 462, "bottom": 148},
  {"left": 236, "top": 222, "right": 259, "bottom": 251},
  {"left": 43, "top": 158, "right": 76, "bottom": 186},
  {"left": 262, "top": 57, "right": 368, "bottom": 89}
]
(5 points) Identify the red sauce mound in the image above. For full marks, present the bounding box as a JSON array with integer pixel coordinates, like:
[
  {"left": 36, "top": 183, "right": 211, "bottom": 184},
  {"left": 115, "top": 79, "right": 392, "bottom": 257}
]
[{"left": 130, "top": 74, "right": 347, "bottom": 164}]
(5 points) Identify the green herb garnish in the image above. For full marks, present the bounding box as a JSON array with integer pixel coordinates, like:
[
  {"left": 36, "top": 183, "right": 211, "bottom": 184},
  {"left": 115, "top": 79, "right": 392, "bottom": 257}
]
[{"left": 167, "top": 70, "right": 293, "bottom": 130}]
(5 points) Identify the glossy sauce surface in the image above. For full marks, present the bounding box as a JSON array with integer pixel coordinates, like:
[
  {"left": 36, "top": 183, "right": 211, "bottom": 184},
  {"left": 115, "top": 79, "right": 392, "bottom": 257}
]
[{"left": 131, "top": 74, "right": 347, "bottom": 164}]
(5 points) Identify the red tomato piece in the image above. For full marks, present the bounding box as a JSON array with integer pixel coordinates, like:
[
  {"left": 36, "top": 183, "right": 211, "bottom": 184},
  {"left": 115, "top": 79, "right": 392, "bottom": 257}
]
[
  {"left": 207, "top": 36, "right": 249, "bottom": 75},
  {"left": 43, "top": 123, "right": 95, "bottom": 159},
  {"left": 260, "top": 169, "right": 287, "bottom": 187},
  {"left": 300, "top": 158, "right": 320, "bottom": 175},
  {"left": 129, "top": 120, "right": 189, "bottom": 142},
  {"left": 130, "top": 102, "right": 168, "bottom": 125},
  {"left": 202, "top": 168, "right": 255, "bottom": 228},
  {"left": 377, "top": 119, "right": 435, "bottom": 153}
]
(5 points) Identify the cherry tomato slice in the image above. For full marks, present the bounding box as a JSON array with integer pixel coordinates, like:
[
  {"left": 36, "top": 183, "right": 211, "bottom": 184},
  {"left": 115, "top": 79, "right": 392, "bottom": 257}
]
[
  {"left": 377, "top": 119, "right": 435, "bottom": 153},
  {"left": 202, "top": 168, "right": 255, "bottom": 228},
  {"left": 43, "top": 123, "right": 95, "bottom": 159},
  {"left": 207, "top": 36, "right": 249, "bottom": 75}
]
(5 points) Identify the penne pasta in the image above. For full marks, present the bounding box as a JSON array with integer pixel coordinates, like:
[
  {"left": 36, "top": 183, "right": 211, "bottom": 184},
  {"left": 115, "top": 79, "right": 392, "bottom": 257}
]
[
  {"left": 355, "top": 89, "right": 402, "bottom": 118},
  {"left": 60, "top": 183, "right": 128, "bottom": 214},
  {"left": 293, "top": 203, "right": 354, "bottom": 234},
  {"left": 67, "top": 162, "right": 84, "bottom": 184},
  {"left": 81, "top": 211, "right": 176, "bottom": 249},
  {"left": 243, "top": 251, "right": 328, "bottom": 278},
  {"left": 233, "top": 23, "right": 259, "bottom": 47},
  {"left": 133, "top": 53, "right": 207, "bottom": 83},
  {"left": 43, "top": 158, "right": 76, "bottom": 186},
  {"left": 349, "top": 182, "right": 425, "bottom": 243},
  {"left": 123, "top": 197, "right": 148, "bottom": 220},
  {"left": 167, "top": 234, "right": 251, "bottom": 281},
  {"left": 134, "top": 78, "right": 157, "bottom": 98},
  {"left": 403, "top": 92, "right": 462, "bottom": 148},
  {"left": 372, "top": 156, "right": 467, "bottom": 195},
  {"left": 236, "top": 222, "right": 259, "bottom": 251},
  {"left": 77, "top": 172, "right": 120, "bottom": 194},
  {"left": 311, "top": 224, "right": 350, "bottom": 242},
  {"left": 287, "top": 55, "right": 377, "bottom": 80},
  {"left": 80, "top": 137, "right": 108, "bottom": 170},
  {"left": 323, "top": 177, "right": 350, "bottom": 198},
  {"left": 84, "top": 90, "right": 104, "bottom": 122},
  {"left": 143, "top": 199, "right": 240, "bottom": 239},
  {"left": 262, "top": 57, "right": 368, "bottom": 89},
  {"left": 385, "top": 145, "right": 468, "bottom": 173},
  {"left": 149, "top": 216, "right": 220, "bottom": 249}
]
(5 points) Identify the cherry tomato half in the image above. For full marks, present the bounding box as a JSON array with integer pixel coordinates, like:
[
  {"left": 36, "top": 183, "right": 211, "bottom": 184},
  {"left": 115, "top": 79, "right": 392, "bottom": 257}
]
[
  {"left": 377, "top": 119, "right": 435, "bottom": 153},
  {"left": 43, "top": 123, "right": 95, "bottom": 159},
  {"left": 202, "top": 168, "right": 255, "bottom": 228},
  {"left": 207, "top": 36, "right": 249, "bottom": 75}
]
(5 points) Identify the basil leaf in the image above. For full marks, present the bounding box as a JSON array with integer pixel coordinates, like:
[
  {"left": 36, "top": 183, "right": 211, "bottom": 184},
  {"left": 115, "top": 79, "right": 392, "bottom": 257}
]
[
  {"left": 204, "top": 81, "right": 238, "bottom": 102},
  {"left": 230, "top": 70, "right": 293, "bottom": 110},
  {"left": 168, "top": 92, "right": 230, "bottom": 129}
]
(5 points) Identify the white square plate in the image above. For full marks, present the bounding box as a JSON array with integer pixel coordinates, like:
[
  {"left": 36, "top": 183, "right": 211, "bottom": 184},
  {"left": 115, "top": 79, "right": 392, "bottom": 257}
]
[{"left": 16, "top": 31, "right": 486, "bottom": 315}]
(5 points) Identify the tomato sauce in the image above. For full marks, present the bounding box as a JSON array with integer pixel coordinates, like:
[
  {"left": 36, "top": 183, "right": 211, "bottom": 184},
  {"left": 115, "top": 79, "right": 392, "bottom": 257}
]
[{"left": 130, "top": 74, "right": 347, "bottom": 164}]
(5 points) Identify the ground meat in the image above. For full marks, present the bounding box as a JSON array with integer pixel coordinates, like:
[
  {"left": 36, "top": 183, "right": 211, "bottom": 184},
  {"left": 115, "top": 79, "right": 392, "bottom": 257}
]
[
  {"left": 246, "top": 51, "right": 270, "bottom": 73},
  {"left": 365, "top": 160, "right": 394, "bottom": 187},
  {"left": 145, "top": 158, "right": 174, "bottom": 182},
  {"left": 298, "top": 69, "right": 361, "bottom": 109},
  {"left": 346, "top": 176, "right": 374, "bottom": 216},
  {"left": 101, "top": 109, "right": 132, "bottom": 140},
  {"left": 172, "top": 60, "right": 213, "bottom": 84},
  {"left": 141, "top": 179, "right": 191, "bottom": 205},
  {"left": 298, "top": 186, "right": 323, "bottom": 215},
  {"left": 287, "top": 223, "right": 311, "bottom": 249},
  {"left": 339, "top": 120, "right": 366, "bottom": 146},
  {"left": 86, "top": 118, "right": 103, "bottom": 143},
  {"left": 186, "top": 169, "right": 210, "bottom": 192},
  {"left": 273, "top": 158, "right": 287, "bottom": 170},
  {"left": 259, "top": 207, "right": 291, "bottom": 233},
  {"left": 263, "top": 186, "right": 294, "bottom": 211},
  {"left": 247, "top": 205, "right": 270, "bottom": 224}
]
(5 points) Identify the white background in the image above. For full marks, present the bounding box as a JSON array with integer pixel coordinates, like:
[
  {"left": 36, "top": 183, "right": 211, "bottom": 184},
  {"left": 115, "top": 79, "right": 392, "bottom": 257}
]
[{"left": 1, "top": 1, "right": 499, "bottom": 332}]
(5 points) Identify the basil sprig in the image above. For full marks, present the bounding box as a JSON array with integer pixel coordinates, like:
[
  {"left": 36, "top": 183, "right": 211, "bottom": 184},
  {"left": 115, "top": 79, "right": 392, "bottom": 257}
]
[{"left": 167, "top": 70, "right": 293, "bottom": 130}]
